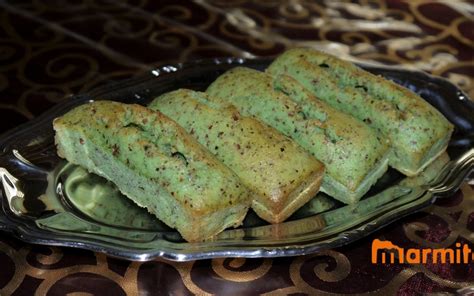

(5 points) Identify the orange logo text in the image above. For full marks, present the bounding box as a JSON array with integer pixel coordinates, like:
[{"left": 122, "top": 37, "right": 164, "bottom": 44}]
[{"left": 371, "top": 239, "right": 473, "bottom": 264}]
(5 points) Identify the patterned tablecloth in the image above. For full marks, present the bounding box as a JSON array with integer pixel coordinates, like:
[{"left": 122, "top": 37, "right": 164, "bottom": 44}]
[{"left": 0, "top": 1, "right": 473, "bottom": 295}]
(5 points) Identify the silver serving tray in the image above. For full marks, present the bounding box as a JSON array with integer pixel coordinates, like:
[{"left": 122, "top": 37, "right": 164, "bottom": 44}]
[{"left": 1, "top": 58, "right": 473, "bottom": 261}]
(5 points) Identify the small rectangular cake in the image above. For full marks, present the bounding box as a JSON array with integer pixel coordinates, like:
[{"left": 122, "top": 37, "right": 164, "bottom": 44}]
[
  {"left": 207, "top": 67, "right": 391, "bottom": 204},
  {"left": 53, "top": 101, "right": 251, "bottom": 242},
  {"left": 267, "top": 48, "right": 454, "bottom": 176},
  {"left": 149, "top": 89, "right": 325, "bottom": 223}
]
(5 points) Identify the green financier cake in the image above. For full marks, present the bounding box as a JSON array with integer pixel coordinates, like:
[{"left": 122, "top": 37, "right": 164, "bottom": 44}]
[
  {"left": 267, "top": 48, "right": 454, "bottom": 176},
  {"left": 149, "top": 89, "right": 325, "bottom": 223},
  {"left": 53, "top": 101, "right": 252, "bottom": 242},
  {"left": 207, "top": 67, "right": 390, "bottom": 204}
]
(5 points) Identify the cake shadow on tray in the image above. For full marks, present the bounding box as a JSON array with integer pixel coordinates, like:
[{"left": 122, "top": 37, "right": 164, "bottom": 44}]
[{"left": 27, "top": 150, "right": 451, "bottom": 240}]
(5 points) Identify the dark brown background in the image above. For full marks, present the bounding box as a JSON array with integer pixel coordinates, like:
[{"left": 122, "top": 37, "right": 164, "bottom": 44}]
[{"left": 0, "top": 1, "right": 473, "bottom": 295}]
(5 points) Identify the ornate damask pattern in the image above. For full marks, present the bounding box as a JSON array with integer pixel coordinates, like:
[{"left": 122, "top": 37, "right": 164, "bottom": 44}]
[{"left": 0, "top": 0, "right": 472, "bottom": 294}]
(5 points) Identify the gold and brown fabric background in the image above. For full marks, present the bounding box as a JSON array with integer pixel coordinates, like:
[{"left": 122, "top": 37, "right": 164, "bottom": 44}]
[{"left": 0, "top": 0, "right": 473, "bottom": 295}]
